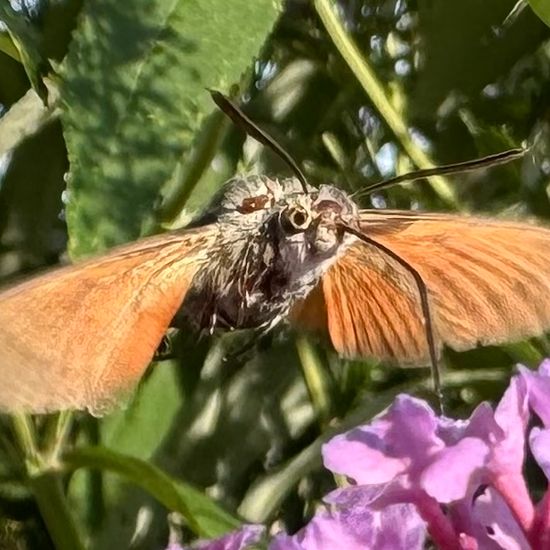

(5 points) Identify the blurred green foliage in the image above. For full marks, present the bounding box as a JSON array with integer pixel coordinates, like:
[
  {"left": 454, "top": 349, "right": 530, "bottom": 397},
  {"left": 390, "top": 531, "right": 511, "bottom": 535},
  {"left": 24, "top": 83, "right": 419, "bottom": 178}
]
[{"left": 1, "top": 0, "right": 550, "bottom": 548}]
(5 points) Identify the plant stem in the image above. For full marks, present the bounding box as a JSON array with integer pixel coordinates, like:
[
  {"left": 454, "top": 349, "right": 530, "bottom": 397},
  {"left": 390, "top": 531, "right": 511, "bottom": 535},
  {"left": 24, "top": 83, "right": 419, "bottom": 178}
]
[
  {"left": 415, "top": 493, "right": 460, "bottom": 550},
  {"left": 491, "top": 473, "right": 535, "bottom": 533},
  {"left": 314, "top": 0, "right": 458, "bottom": 207},
  {"left": 296, "top": 335, "right": 333, "bottom": 425},
  {"left": 11, "top": 413, "right": 39, "bottom": 467},
  {"left": 30, "top": 472, "right": 86, "bottom": 550},
  {"left": 11, "top": 413, "right": 85, "bottom": 550},
  {"left": 160, "top": 108, "right": 228, "bottom": 224}
]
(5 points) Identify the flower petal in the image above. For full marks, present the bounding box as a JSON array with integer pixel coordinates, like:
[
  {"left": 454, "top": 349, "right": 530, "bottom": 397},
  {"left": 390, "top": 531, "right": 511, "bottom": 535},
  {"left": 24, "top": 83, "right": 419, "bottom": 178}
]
[
  {"left": 519, "top": 364, "right": 550, "bottom": 427},
  {"left": 529, "top": 427, "right": 550, "bottom": 480},
  {"left": 323, "top": 395, "right": 442, "bottom": 484},
  {"left": 270, "top": 508, "right": 371, "bottom": 550},
  {"left": 322, "top": 427, "right": 405, "bottom": 484},
  {"left": 538, "top": 359, "right": 550, "bottom": 377},
  {"left": 177, "top": 525, "right": 265, "bottom": 550},
  {"left": 420, "top": 438, "right": 489, "bottom": 502},
  {"left": 492, "top": 373, "right": 529, "bottom": 474},
  {"left": 269, "top": 534, "right": 303, "bottom": 550},
  {"left": 269, "top": 503, "right": 425, "bottom": 550},
  {"left": 473, "top": 487, "right": 530, "bottom": 550}
]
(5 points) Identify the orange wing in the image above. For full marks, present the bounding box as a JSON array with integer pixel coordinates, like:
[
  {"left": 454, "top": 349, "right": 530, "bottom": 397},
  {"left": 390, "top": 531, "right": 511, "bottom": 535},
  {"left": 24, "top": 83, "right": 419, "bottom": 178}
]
[
  {"left": 0, "top": 227, "right": 215, "bottom": 414},
  {"left": 293, "top": 211, "right": 550, "bottom": 364}
]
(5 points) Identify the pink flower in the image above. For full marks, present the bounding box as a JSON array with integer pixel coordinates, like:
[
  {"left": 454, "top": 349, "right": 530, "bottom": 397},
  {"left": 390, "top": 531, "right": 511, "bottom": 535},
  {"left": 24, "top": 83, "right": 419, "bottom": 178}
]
[
  {"left": 319, "top": 361, "right": 550, "bottom": 549},
  {"left": 170, "top": 524, "right": 264, "bottom": 550},
  {"left": 270, "top": 495, "right": 425, "bottom": 550}
]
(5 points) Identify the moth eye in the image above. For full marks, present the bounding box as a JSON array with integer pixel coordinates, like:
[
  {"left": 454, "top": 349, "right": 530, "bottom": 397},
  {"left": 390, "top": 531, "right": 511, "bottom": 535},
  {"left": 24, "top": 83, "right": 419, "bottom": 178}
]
[{"left": 281, "top": 206, "right": 311, "bottom": 233}]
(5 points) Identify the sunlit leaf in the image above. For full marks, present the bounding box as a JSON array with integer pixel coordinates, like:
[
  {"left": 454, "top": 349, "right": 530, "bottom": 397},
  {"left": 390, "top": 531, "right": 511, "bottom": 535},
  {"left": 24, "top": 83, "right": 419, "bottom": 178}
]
[
  {"left": 0, "top": 31, "right": 20, "bottom": 62},
  {"left": 61, "top": 0, "right": 282, "bottom": 258},
  {"left": 528, "top": 0, "right": 550, "bottom": 28}
]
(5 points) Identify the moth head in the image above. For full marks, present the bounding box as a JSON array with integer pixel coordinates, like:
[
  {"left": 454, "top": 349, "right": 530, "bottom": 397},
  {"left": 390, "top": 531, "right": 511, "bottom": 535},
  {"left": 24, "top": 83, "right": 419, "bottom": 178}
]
[
  {"left": 210, "top": 176, "right": 359, "bottom": 263},
  {"left": 269, "top": 185, "right": 356, "bottom": 268},
  {"left": 246, "top": 180, "right": 359, "bottom": 293}
]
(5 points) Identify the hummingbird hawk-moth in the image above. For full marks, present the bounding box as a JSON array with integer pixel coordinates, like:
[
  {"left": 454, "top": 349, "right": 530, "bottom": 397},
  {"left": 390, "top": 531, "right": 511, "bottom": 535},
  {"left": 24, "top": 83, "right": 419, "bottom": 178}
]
[{"left": 0, "top": 92, "right": 548, "bottom": 415}]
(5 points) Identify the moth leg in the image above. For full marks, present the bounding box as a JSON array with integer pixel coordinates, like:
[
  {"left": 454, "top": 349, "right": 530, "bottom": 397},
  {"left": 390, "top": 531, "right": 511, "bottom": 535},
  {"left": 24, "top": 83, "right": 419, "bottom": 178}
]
[
  {"left": 221, "top": 317, "right": 281, "bottom": 363},
  {"left": 153, "top": 332, "right": 176, "bottom": 361}
]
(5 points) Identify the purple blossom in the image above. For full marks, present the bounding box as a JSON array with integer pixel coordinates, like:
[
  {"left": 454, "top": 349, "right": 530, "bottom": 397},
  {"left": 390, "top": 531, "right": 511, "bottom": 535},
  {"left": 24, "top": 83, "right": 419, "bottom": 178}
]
[
  {"left": 518, "top": 360, "right": 550, "bottom": 427},
  {"left": 319, "top": 361, "right": 550, "bottom": 549},
  {"left": 472, "top": 487, "right": 530, "bottom": 549},
  {"left": 323, "top": 395, "right": 490, "bottom": 503},
  {"left": 269, "top": 497, "right": 426, "bottom": 550},
  {"left": 169, "top": 524, "right": 264, "bottom": 550}
]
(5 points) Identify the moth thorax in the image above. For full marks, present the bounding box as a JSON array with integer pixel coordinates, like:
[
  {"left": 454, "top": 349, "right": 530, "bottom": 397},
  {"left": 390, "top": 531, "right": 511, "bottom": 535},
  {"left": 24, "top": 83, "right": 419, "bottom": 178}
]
[
  {"left": 179, "top": 179, "right": 357, "bottom": 332},
  {"left": 187, "top": 240, "right": 345, "bottom": 335}
]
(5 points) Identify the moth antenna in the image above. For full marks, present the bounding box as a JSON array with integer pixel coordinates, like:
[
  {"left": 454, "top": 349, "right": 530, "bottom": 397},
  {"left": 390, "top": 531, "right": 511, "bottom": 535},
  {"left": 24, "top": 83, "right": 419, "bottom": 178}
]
[
  {"left": 352, "top": 146, "right": 527, "bottom": 199},
  {"left": 341, "top": 223, "right": 444, "bottom": 413},
  {"left": 209, "top": 90, "right": 309, "bottom": 193}
]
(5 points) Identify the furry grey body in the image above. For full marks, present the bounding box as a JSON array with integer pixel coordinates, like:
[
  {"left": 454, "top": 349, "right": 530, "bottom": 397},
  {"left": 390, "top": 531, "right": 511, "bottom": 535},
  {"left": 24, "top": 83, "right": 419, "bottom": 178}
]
[{"left": 181, "top": 175, "right": 358, "bottom": 331}]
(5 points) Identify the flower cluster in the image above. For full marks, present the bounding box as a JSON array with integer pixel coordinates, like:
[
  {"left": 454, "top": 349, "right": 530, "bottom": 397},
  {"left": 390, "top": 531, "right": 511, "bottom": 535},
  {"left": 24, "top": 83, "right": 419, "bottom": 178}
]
[
  {"left": 173, "top": 361, "right": 550, "bottom": 549},
  {"left": 168, "top": 524, "right": 265, "bottom": 550}
]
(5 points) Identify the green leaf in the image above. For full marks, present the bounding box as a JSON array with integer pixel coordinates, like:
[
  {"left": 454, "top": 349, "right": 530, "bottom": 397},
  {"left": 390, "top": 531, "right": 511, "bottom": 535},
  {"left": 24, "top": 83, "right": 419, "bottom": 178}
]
[
  {"left": 528, "top": 0, "right": 550, "bottom": 27},
  {"left": 0, "top": 31, "right": 20, "bottom": 62},
  {"left": 100, "top": 361, "right": 183, "bottom": 460},
  {"left": 60, "top": 0, "right": 282, "bottom": 258},
  {"left": 0, "top": 4, "right": 50, "bottom": 102},
  {"left": 0, "top": 78, "right": 59, "bottom": 157},
  {"left": 64, "top": 446, "right": 241, "bottom": 538}
]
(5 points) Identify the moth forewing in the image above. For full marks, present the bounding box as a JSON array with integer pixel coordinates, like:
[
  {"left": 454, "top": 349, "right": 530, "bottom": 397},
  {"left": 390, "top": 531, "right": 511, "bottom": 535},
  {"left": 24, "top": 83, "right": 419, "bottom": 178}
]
[
  {"left": 293, "top": 210, "right": 550, "bottom": 365},
  {"left": 0, "top": 228, "right": 216, "bottom": 414}
]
